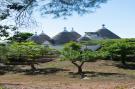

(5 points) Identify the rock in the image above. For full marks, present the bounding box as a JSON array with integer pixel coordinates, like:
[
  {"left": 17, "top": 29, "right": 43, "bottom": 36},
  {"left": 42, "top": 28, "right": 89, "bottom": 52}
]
[{"left": 82, "top": 77, "right": 89, "bottom": 80}]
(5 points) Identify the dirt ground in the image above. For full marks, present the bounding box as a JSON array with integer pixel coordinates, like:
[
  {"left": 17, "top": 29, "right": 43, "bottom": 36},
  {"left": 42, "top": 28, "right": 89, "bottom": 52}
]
[
  {"left": 1, "top": 60, "right": 135, "bottom": 89},
  {"left": 1, "top": 77, "right": 135, "bottom": 89}
]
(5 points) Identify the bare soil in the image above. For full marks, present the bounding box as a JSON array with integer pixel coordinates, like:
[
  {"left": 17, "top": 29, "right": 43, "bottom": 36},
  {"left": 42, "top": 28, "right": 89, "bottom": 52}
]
[{"left": 1, "top": 60, "right": 135, "bottom": 89}]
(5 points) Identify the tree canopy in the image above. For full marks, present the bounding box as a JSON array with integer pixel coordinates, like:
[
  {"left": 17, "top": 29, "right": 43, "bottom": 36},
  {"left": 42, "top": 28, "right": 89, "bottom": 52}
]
[
  {"left": 0, "top": 0, "right": 108, "bottom": 37},
  {"left": 8, "top": 32, "right": 33, "bottom": 42},
  {"left": 0, "top": 25, "right": 17, "bottom": 40},
  {"left": 0, "top": 0, "right": 108, "bottom": 25},
  {"left": 0, "top": 41, "right": 51, "bottom": 70},
  {"left": 100, "top": 39, "right": 135, "bottom": 66},
  {"left": 61, "top": 42, "right": 102, "bottom": 74}
]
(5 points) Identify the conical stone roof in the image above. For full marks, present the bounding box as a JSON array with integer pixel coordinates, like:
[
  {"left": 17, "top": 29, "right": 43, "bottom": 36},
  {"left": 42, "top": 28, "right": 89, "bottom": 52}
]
[
  {"left": 52, "top": 28, "right": 81, "bottom": 45},
  {"left": 27, "top": 31, "right": 51, "bottom": 44},
  {"left": 70, "top": 31, "right": 81, "bottom": 40},
  {"left": 96, "top": 24, "right": 120, "bottom": 39},
  {"left": 27, "top": 32, "right": 41, "bottom": 44},
  {"left": 38, "top": 31, "right": 51, "bottom": 43},
  {"left": 77, "top": 36, "right": 90, "bottom": 42}
]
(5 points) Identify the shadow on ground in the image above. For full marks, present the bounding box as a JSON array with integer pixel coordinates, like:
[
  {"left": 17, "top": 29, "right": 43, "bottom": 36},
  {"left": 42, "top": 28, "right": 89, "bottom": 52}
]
[
  {"left": 0, "top": 65, "right": 15, "bottom": 75},
  {"left": 0, "top": 64, "right": 68, "bottom": 75},
  {"left": 115, "top": 63, "right": 135, "bottom": 70},
  {"left": 69, "top": 71, "right": 135, "bottom": 79},
  {"left": 23, "top": 68, "right": 68, "bottom": 75}
]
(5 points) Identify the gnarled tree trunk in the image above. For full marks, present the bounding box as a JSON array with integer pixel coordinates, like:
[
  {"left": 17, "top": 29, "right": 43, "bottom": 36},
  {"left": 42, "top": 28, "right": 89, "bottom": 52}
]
[
  {"left": 30, "top": 63, "right": 36, "bottom": 70},
  {"left": 71, "top": 61, "right": 85, "bottom": 74},
  {"left": 121, "top": 54, "right": 127, "bottom": 66}
]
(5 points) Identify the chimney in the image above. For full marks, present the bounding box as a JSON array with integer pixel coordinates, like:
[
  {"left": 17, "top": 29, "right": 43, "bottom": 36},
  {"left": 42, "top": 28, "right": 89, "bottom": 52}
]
[
  {"left": 102, "top": 24, "right": 106, "bottom": 29},
  {"left": 71, "top": 27, "right": 75, "bottom": 32},
  {"left": 63, "top": 27, "right": 68, "bottom": 32},
  {"left": 35, "top": 32, "right": 37, "bottom": 35}
]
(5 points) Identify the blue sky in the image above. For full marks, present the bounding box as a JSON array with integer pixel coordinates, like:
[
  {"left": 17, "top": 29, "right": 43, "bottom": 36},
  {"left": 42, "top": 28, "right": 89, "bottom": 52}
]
[{"left": 23, "top": 0, "right": 135, "bottom": 38}]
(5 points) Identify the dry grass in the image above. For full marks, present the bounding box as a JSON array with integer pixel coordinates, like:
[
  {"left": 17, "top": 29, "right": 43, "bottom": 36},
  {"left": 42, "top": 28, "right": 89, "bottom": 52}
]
[{"left": 0, "top": 60, "right": 135, "bottom": 89}]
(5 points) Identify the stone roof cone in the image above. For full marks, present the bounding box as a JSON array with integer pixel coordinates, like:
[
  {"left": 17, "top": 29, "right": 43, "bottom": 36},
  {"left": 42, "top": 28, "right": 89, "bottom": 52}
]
[{"left": 96, "top": 24, "right": 120, "bottom": 39}]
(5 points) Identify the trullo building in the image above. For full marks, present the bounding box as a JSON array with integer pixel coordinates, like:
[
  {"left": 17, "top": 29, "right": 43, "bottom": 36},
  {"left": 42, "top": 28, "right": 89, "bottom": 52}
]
[
  {"left": 27, "top": 31, "right": 51, "bottom": 45},
  {"left": 52, "top": 27, "right": 81, "bottom": 45},
  {"left": 78, "top": 24, "right": 120, "bottom": 41}
]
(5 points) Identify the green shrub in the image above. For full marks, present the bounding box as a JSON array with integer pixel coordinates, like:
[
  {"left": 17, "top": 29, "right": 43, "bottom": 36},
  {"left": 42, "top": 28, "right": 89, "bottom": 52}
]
[
  {"left": 100, "top": 39, "right": 135, "bottom": 66},
  {"left": 0, "top": 41, "right": 50, "bottom": 70}
]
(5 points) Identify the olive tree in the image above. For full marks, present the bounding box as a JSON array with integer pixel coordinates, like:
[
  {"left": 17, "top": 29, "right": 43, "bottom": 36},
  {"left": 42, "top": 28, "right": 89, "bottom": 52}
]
[
  {"left": 6, "top": 41, "right": 50, "bottom": 70},
  {"left": 0, "top": 44, "right": 8, "bottom": 62},
  {"left": 111, "top": 42, "right": 135, "bottom": 66},
  {"left": 100, "top": 39, "right": 135, "bottom": 66},
  {"left": 8, "top": 32, "right": 33, "bottom": 42},
  {"left": 61, "top": 42, "right": 101, "bottom": 74}
]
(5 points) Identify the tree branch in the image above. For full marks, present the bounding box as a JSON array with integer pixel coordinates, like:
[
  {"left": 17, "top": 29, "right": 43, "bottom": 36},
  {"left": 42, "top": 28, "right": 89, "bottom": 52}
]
[
  {"left": 71, "top": 61, "right": 79, "bottom": 67},
  {"left": 16, "top": 0, "right": 34, "bottom": 21},
  {"left": 80, "top": 61, "right": 85, "bottom": 67},
  {"left": 71, "top": 61, "right": 85, "bottom": 67}
]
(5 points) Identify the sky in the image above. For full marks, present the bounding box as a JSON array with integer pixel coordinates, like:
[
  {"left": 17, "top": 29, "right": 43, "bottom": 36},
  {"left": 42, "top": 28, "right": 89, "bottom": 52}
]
[{"left": 5, "top": 0, "right": 135, "bottom": 38}]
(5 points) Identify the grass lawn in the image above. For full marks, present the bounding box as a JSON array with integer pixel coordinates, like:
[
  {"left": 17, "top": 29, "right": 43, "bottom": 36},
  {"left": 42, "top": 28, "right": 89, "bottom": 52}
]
[{"left": 0, "top": 60, "right": 135, "bottom": 89}]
